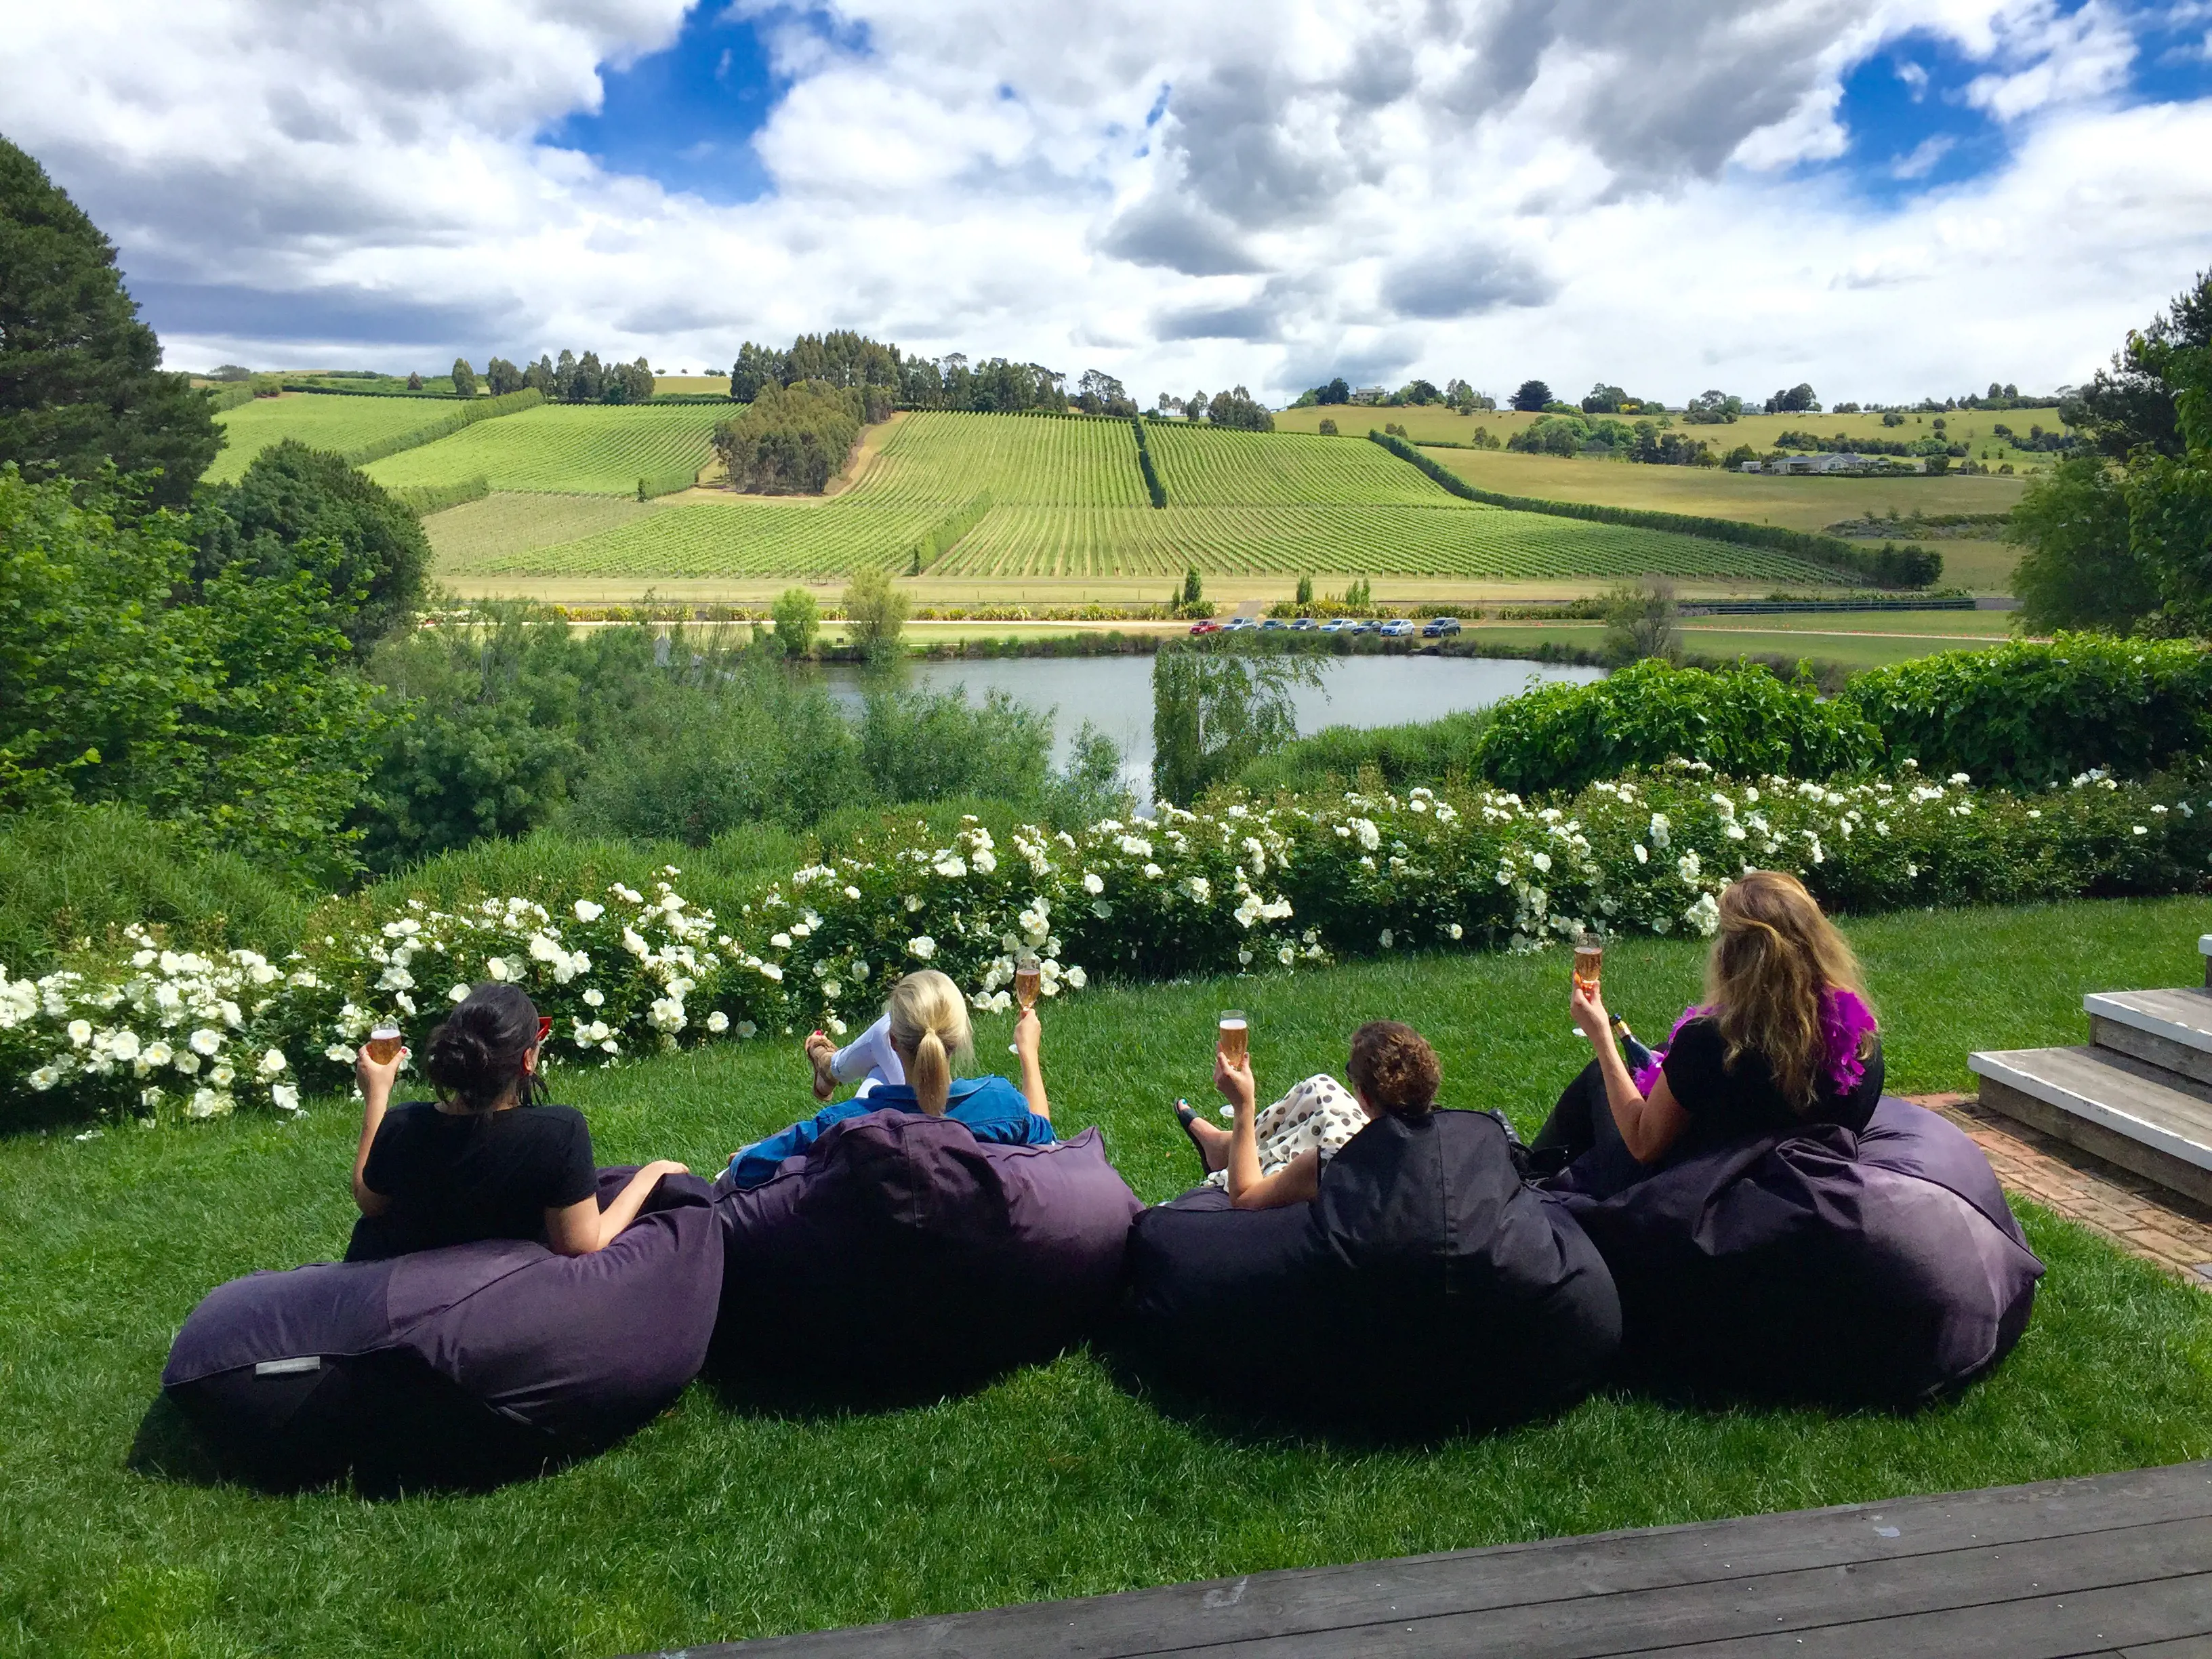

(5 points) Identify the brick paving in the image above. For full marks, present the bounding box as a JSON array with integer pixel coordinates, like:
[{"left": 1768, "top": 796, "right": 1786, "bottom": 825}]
[{"left": 1908, "top": 1092, "right": 2212, "bottom": 1290}]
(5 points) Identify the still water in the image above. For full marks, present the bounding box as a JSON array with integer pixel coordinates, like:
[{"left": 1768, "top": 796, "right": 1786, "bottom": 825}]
[{"left": 822, "top": 653, "right": 1602, "bottom": 802}]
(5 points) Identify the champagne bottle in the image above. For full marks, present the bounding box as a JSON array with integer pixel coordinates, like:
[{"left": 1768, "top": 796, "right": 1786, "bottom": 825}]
[{"left": 1612, "top": 1015, "right": 1656, "bottom": 1074}]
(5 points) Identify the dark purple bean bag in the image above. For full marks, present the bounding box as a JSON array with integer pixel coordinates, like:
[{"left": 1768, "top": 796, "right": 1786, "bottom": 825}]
[
  {"left": 1546, "top": 1096, "right": 2043, "bottom": 1408},
  {"left": 161, "top": 1168, "right": 722, "bottom": 1490},
  {"left": 1117, "top": 1111, "right": 1621, "bottom": 1433},
  {"left": 711, "top": 1109, "right": 1142, "bottom": 1399}
]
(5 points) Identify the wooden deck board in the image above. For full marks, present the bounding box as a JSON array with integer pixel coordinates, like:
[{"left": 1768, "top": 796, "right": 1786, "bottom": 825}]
[{"left": 632, "top": 1462, "right": 2212, "bottom": 1658}]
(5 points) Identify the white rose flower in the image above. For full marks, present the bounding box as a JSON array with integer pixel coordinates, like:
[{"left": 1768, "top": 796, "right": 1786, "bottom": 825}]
[
  {"left": 486, "top": 957, "right": 510, "bottom": 982},
  {"left": 1184, "top": 876, "right": 1211, "bottom": 903},
  {"left": 736, "top": 1021, "right": 758, "bottom": 1039},
  {"left": 111, "top": 1031, "right": 143, "bottom": 1063},
  {"left": 771, "top": 933, "right": 793, "bottom": 949},
  {"left": 66, "top": 1019, "right": 91, "bottom": 1046},
  {"left": 325, "top": 1042, "right": 354, "bottom": 1063},
  {"left": 907, "top": 935, "right": 937, "bottom": 960},
  {"left": 186, "top": 1088, "right": 233, "bottom": 1120},
  {"left": 822, "top": 979, "right": 843, "bottom": 1000},
  {"left": 1082, "top": 872, "right": 1104, "bottom": 895},
  {"left": 1143, "top": 863, "right": 1164, "bottom": 880},
  {"left": 1449, "top": 923, "right": 1464, "bottom": 940},
  {"left": 971, "top": 849, "right": 998, "bottom": 874},
  {"left": 449, "top": 984, "right": 470, "bottom": 1003},
  {"left": 1380, "top": 928, "right": 1395, "bottom": 948},
  {"left": 582, "top": 988, "right": 605, "bottom": 1008},
  {"left": 271, "top": 1084, "right": 302, "bottom": 1112},
  {"left": 26, "top": 1065, "right": 60, "bottom": 1091},
  {"left": 1064, "top": 965, "right": 1086, "bottom": 989},
  {"left": 706, "top": 1010, "right": 730, "bottom": 1033},
  {"left": 844, "top": 885, "right": 862, "bottom": 900},
  {"left": 1532, "top": 851, "right": 1553, "bottom": 874},
  {"left": 209, "top": 1062, "right": 236, "bottom": 1087},
  {"left": 905, "top": 894, "right": 924, "bottom": 912},
  {"left": 1278, "top": 945, "right": 1296, "bottom": 966},
  {"left": 1633, "top": 844, "right": 1649, "bottom": 865},
  {"left": 574, "top": 899, "right": 605, "bottom": 922},
  {"left": 144, "top": 1040, "right": 174, "bottom": 1067},
  {"left": 173, "top": 1051, "right": 200, "bottom": 1076},
  {"left": 258, "top": 1048, "right": 287, "bottom": 1078},
  {"left": 758, "top": 963, "right": 783, "bottom": 982},
  {"left": 188, "top": 1028, "right": 222, "bottom": 1057},
  {"left": 1238, "top": 948, "right": 1253, "bottom": 965},
  {"left": 1648, "top": 813, "right": 1671, "bottom": 850}
]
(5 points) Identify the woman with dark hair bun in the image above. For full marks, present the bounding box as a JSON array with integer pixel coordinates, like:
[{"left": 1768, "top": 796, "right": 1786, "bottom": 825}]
[
  {"left": 1178, "top": 1020, "right": 1442, "bottom": 1210},
  {"left": 346, "top": 982, "right": 688, "bottom": 1261}
]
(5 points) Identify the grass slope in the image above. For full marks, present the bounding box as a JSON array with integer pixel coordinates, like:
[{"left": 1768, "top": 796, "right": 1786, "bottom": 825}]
[
  {"left": 206, "top": 394, "right": 472, "bottom": 483},
  {"left": 441, "top": 412, "right": 1839, "bottom": 585},
  {"left": 366, "top": 404, "right": 725, "bottom": 496},
  {"left": 4, "top": 898, "right": 2212, "bottom": 1654}
]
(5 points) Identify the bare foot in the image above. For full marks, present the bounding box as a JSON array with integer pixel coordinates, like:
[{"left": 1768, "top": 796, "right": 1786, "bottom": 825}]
[
  {"left": 1176, "top": 1103, "right": 1231, "bottom": 1174},
  {"left": 804, "top": 1031, "right": 837, "bottom": 1102}
]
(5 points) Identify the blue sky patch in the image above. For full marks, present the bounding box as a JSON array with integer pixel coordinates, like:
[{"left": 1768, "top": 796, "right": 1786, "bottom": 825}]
[{"left": 544, "top": 4, "right": 814, "bottom": 203}]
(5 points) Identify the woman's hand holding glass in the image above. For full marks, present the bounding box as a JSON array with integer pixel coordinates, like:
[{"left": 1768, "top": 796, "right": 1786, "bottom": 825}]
[
  {"left": 1214, "top": 1043, "right": 1257, "bottom": 1122},
  {"left": 1570, "top": 979, "right": 1612, "bottom": 1048}
]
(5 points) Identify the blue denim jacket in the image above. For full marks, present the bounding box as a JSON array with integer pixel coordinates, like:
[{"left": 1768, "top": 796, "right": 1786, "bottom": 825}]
[{"left": 722, "top": 1075, "right": 1055, "bottom": 1190}]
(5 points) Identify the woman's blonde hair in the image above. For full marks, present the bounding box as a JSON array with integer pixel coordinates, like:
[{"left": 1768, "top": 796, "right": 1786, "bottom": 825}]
[
  {"left": 1705, "top": 870, "right": 1872, "bottom": 1112},
  {"left": 885, "top": 969, "right": 974, "bottom": 1116}
]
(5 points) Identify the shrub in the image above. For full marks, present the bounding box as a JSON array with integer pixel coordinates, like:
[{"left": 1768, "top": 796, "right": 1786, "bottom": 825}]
[
  {"left": 12, "top": 762, "right": 2212, "bottom": 1128},
  {"left": 712, "top": 379, "right": 888, "bottom": 493},
  {"left": 1235, "top": 711, "right": 1492, "bottom": 795},
  {"left": 1474, "top": 660, "right": 1883, "bottom": 796},
  {"left": 1843, "top": 634, "right": 2212, "bottom": 790}
]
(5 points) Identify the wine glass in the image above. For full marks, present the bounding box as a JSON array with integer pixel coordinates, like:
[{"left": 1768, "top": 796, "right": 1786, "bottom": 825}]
[{"left": 1009, "top": 949, "right": 1040, "bottom": 1053}]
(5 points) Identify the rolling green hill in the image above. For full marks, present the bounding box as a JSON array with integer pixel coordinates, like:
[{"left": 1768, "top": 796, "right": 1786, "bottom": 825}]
[
  {"left": 207, "top": 394, "right": 472, "bottom": 482},
  {"left": 365, "top": 403, "right": 725, "bottom": 495}
]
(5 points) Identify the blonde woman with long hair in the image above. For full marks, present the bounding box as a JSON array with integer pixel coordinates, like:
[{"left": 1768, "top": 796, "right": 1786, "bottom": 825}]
[
  {"left": 1531, "top": 870, "right": 1883, "bottom": 1196},
  {"left": 720, "top": 969, "right": 1055, "bottom": 1189}
]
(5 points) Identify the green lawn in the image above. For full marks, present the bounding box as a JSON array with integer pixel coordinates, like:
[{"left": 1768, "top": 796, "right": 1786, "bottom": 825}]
[
  {"left": 5, "top": 897, "right": 2212, "bottom": 1655},
  {"left": 1464, "top": 617, "right": 2011, "bottom": 670}
]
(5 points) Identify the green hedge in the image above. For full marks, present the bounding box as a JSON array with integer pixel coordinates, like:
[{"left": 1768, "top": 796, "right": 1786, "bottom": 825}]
[
  {"left": 1236, "top": 710, "right": 1492, "bottom": 794},
  {"left": 1474, "top": 660, "right": 1882, "bottom": 796},
  {"left": 1366, "top": 430, "right": 1943, "bottom": 589},
  {"left": 909, "top": 494, "right": 993, "bottom": 574},
  {"left": 203, "top": 383, "right": 257, "bottom": 413},
  {"left": 340, "top": 388, "right": 544, "bottom": 466},
  {"left": 637, "top": 464, "right": 698, "bottom": 499},
  {"left": 390, "top": 476, "right": 491, "bottom": 516},
  {"left": 1843, "top": 634, "right": 2212, "bottom": 789}
]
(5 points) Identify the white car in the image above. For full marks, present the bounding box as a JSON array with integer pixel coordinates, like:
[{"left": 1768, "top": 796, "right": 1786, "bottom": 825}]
[{"left": 1378, "top": 619, "right": 1415, "bottom": 638}]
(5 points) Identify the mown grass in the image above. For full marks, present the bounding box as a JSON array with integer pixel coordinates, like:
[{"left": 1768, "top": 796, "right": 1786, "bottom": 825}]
[{"left": 4, "top": 897, "right": 2211, "bottom": 1655}]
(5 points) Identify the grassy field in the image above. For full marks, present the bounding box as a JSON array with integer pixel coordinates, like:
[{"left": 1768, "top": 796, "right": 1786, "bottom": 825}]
[
  {"left": 422, "top": 492, "right": 669, "bottom": 567},
  {"left": 365, "top": 403, "right": 725, "bottom": 496},
  {"left": 4, "top": 899, "right": 2212, "bottom": 1654},
  {"left": 429, "top": 412, "right": 1842, "bottom": 587},
  {"left": 206, "top": 393, "right": 474, "bottom": 483},
  {"left": 1465, "top": 612, "right": 2017, "bottom": 670},
  {"left": 1272, "top": 402, "right": 2073, "bottom": 463}
]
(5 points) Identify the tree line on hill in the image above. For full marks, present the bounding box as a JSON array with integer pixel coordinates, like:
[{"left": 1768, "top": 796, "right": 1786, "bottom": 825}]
[
  {"left": 462, "top": 351, "right": 655, "bottom": 404},
  {"left": 1294, "top": 375, "right": 1496, "bottom": 411},
  {"left": 729, "top": 331, "right": 1072, "bottom": 415}
]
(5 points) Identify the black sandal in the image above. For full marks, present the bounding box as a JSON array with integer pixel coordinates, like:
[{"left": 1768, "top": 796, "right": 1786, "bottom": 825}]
[{"left": 1176, "top": 1101, "right": 1226, "bottom": 1175}]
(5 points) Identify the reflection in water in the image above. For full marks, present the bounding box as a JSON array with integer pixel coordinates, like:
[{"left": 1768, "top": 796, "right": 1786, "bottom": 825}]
[{"left": 822, "top": 653, "right": 1602, "bottom": 804}]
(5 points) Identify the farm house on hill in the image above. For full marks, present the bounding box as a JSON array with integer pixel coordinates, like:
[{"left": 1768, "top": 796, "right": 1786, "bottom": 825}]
[{"left": 1738, "top": 452, "right": 1922, "bottom": 476}]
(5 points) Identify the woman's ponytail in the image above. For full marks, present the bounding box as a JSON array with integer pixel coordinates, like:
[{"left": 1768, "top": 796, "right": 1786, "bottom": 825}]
[{"left": 885, "top": 968, "right": 973, "bottom": 1118}]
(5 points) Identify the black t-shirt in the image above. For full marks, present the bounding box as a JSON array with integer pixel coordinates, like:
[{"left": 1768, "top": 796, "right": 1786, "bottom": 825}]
[
  {"left": 1660, "top": 1017, "right": 1884, "bottom": 1145},
  {"left": 346, "top": 1101, "right": 597, "bottom": 1262}
]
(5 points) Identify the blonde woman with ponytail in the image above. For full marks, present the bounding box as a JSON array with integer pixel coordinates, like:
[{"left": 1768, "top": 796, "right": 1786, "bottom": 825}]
[
  {"left": 720, "top": 969, "right": 1056, "bottom": 1190},
  {"left": 1530, "top": 870, "right": 1884, "bottom": 1197}
]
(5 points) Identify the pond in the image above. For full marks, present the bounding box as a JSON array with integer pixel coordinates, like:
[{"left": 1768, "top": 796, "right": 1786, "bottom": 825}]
[{"left": 823, "top": 653, "right": 1603, "bottom": 803}]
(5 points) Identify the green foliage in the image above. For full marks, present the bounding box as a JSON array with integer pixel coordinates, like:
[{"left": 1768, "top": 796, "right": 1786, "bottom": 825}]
[
  {"left": 908, "top": 494, "right": 992, "bottom": 575},
  {"left": 0, "top": 466, "right": 381, "bottom": 881},
  {"left": 204, "top": 382, "right": 256, "bottom": 413},
  {"left": 1366, "top": 430, "right": 1943, "bottom": 589},
  {"left": 1475, "top": 659, "right": 1883, "bottom": 796},
  {"left": 389, "top": 475, "right": 489, "bottom": 517},
  {"left": 637, "top": 462, "right": 698, "bottom": 499},
  {"left": 1234, "top": 710, "right": 1492, "bottom": 795},
  {"left": 1151, "top": 640, "right": 1324, "bottom": 804},
  {"left": 0, "top": 802, "right": 308, "bottom": 972},
  {"left": 1601, "top": 579, "right": 1683, "bottom": 668},
  {"left": 771, "top": 587, "right": 820, "bottom": 657},
  {"left": 338, "top": 387, "right": 541, "bottom": 466},
  {"left": 1295, "top": 574, "right": 1313, "bottom": 605},
  {"left": 1511, "top": 379, "right": 1552, "bottom": 411},
  {"left": 842, "top": 567, "right": 907, "bottom": 662},
  {"left": 193, "top": 439, "right": 431, "bottom": 647},
  {"left": 712, "top": 379, "right": 887, "bottom": 494},
  {"left": 451, "top": 359, "right": 477, "bottom": 398},
  {"left": 1843, "top": 634, "right": 2212, "bottom": 790},
  {"left": 1130, "top": 415, "right": 1168, "bottom": 506},
  {"left": 0, "top": 136, "right": 220, "bottom": 506},
  {"left": 856, "top": 686, "right": 1052, "bottom": 808},
  {"left": 2008, "top": 454, "right": 2154, "bottom": 632}
]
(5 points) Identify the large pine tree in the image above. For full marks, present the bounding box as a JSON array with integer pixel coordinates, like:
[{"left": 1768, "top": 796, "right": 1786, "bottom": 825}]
[{"left": 0, "top": 136, "right": 218, "bottom": 506}]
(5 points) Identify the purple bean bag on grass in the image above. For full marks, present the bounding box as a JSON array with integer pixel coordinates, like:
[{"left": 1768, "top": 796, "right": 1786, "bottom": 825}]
[
  {"left": 160, "top": 1168, "right": 722, "bottom": 1490},
  {"left": 1546, "top": 1095, "right": 2043, "bottom": 1407},
  {"left": 1117, "top": 1110, "right": 1622, "bottom": 1433},
  {"left": 711, "top": 1109, "right": 1142, "bottom": 1397}
]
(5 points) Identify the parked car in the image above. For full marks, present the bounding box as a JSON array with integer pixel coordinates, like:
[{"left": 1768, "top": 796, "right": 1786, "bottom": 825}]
[
  {"left": 1420, "top": 617, "right": 1462, "bottom": 638},
  {"left": 1349, "top": 619, "right": 1379, "bottom": 635},
  {"left": 1259, "top": 617, "right": 1288, "bottom": 631},
  {"left": 1378, "top": 619, "right": 1414, "bottom": 638},
  {"left": 1291, "top": 617, "right": 1319, "bottom": 632},
  {"left": 1318, "top": 618, "right": 1350, "bottom": 634},
  {"left": 1189, "top": 619, "right": 1222, "bottom": 634},
  {"left": 1223, "top": 616, "right": 1256, "bottom": 631}
]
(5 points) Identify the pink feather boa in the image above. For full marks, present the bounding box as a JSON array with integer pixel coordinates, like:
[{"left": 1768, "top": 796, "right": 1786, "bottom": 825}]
[{"left": 1630, "top": 987, "right": 1877, "bottom": 1097}]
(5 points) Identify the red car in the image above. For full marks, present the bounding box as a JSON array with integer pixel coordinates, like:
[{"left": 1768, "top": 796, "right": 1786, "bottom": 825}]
[{"left": 1188, "top": 620, "right": 1222, "bottom": 634}]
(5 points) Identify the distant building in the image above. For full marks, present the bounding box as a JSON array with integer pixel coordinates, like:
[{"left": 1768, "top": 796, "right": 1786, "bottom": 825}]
[
  {"left": 1741, "top": 452, "right": 1921, "bottom": 476},
  {"left": 1351, "top": 386, "right": 1387, "bottom": 405}
]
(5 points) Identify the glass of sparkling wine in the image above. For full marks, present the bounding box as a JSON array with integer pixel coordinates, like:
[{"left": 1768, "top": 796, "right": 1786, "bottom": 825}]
[
  {"left": 1572, "top": 930, "right": 1604, "bottom": 995},
  {"left": 365, "top": 1023, "right": 403, "bottom": 1065},
  {"left": 1218, "top": 1010, "right": 1249, "bottom": 1066},
  {"left": 1009, "top": 951, "right": 1041, "bottom": 1053}
]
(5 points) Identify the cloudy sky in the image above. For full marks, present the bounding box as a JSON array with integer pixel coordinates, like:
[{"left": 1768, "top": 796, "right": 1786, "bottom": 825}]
[{"left": 7, "top": 0, "right": 2209, "bottom": 406}]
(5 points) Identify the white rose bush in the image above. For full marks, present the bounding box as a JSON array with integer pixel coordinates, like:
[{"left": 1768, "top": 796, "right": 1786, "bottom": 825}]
[{"left": 6, "top": 763, "right": 2211, "bottom": 1129}]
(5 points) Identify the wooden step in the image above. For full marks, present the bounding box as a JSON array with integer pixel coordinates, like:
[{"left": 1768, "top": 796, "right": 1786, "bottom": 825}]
[
  {"left": 1970, "top": 1045, "right": 2212, "bottom": 1206},
  {"left": 2087, "top": 987, "right": 2212, "bottom": 1086}
]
